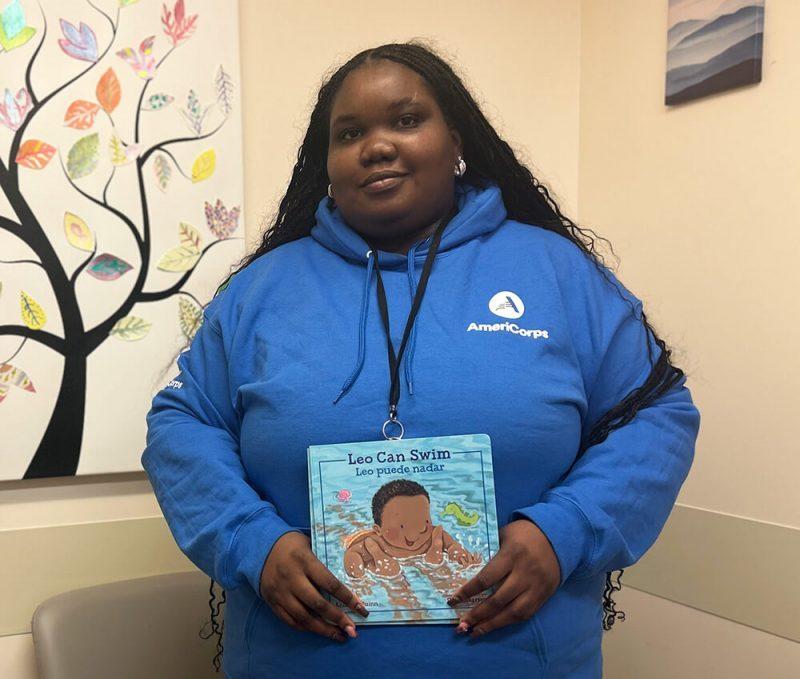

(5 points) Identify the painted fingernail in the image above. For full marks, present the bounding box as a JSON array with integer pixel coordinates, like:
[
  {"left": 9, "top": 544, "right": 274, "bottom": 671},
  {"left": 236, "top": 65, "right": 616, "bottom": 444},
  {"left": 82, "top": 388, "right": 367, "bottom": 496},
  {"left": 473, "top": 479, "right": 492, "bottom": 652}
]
[
  {"left": 345, "top": 625, "right": 357, "bottom": 638},
  {"left": 447, "top": 596, "right": 460, "bottom": 607},
  {"left": 357, "top": 604, "right": 369, "bottom": 617}
]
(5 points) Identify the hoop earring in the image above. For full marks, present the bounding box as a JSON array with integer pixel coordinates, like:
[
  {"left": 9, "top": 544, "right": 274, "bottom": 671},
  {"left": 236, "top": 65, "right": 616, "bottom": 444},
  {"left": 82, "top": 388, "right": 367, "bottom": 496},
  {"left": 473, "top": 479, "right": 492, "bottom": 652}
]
[
  {"left": 327, "top": 184, "right": 334, "bottom": 199},
  {"left": 454, "top": 156, "right": 467, "bottom": 177}
]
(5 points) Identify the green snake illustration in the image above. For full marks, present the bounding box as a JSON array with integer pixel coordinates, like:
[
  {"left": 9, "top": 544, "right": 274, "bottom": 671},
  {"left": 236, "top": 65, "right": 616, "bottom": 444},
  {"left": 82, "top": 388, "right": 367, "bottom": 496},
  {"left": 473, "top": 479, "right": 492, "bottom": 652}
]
[{"left": 441, "top": 502, "right": 480, "bottom": 526}]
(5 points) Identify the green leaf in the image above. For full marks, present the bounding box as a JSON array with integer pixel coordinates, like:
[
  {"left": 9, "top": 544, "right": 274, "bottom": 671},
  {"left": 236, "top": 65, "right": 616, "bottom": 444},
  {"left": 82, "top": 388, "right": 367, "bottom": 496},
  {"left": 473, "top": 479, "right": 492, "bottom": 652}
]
[
  {"left": 147, "top": 93, "right": 174, "bottom": 110},
  {"left": 109, "top": 316, "right": 151, "bottom": 341},
  {"left": 67, "top": 132, "right": 99, "bottom": 179}
]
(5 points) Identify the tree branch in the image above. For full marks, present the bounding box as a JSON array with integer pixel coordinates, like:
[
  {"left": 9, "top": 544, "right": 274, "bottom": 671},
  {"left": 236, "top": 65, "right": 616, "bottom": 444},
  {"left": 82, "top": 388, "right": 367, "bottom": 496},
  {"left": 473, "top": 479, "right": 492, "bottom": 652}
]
[
  {"left": 0, "top": 325, "right": 65, "bottom": 353},
  {"left": 7, "top": 2, "right": 119, "bottom": 184},
  {"left": 25, "top": 6, "right": 48, "bottom": 106},
  {"left": 0, "top": 214, "right": 23, "bottom": 234},
  {"left": 137, "top": 238, "right": 239, "bottom": 303},
  {"left": 0, "top": 258, "right": 45, "bottom": 270},
  {"left": 140, "top": 121, "right": 226, "bottom": 165},
  {"left": 58, "top": 155, "right": 143, "bottom": 249},
  {"left": 155, "top": 147, "right": 191, "bottom": 180},
  {"left": 135, "top": 47, "right": 175, "bottom": 144},
  {"left": 70, "top": 246, "right": 98, "bottom": 287}
]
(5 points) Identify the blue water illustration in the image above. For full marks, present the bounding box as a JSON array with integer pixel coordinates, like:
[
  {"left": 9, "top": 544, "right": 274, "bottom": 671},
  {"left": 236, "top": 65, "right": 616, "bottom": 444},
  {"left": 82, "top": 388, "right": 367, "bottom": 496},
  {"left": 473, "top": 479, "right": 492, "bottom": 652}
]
[{"left": 308, "top": 434, "right": 500, "bottom": 624}]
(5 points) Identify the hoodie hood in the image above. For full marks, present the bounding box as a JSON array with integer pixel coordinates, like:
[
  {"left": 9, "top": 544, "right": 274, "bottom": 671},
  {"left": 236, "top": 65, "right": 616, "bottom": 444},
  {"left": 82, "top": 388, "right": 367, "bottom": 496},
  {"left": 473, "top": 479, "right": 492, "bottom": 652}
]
[
  {"left": 311, "top": 182, "right": 508, "bottom": 408},
  {"left": 310, "top": 182, "right": 507, "bottom": 268}
]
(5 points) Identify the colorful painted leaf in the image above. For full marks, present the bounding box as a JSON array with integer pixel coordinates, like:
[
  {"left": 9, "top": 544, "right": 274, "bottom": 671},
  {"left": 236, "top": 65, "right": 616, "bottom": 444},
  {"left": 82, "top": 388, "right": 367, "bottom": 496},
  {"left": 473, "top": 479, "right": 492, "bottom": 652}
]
[
  {"left": 20, "top": 291, "right": 46, "bottom": 329},
  {"left": 179, "top": 89, "right": 209, "bottom": 135},
  {"left": 15, "top": 139, "right": 56, "bottom": 169},
  {"left": 96, "top": 68, "right": 121, "bottom": 113},
  {"left": 119, "top": 0, "right": 139, "bottom": 6},
  {"left": 0, "top": 0, "right": 35, "bottom": 51},
  {"left": 153, "top": 153, "right": 171, "bottom": 191},
  {"left": 64, "top": 100, "right": 100, "bottom": 129},
  {"left": 109, "top": 134, "right": 139, "bottom": 165},
  {"left": 109, "top": 316, "right": 151, "bottom": 341},
  {"left": 67, "top": 132, "right": 99, "bottom": 179},
  {"left": 161, "top": 0, "right": 198, "bottom": 47},
  {"left": 157, "top": 244, "right": 200, "bottom": 272},
  {"left": 63, "top": 212, "right": 95, "bottom": 251},
  {"left": 0, "top": 363, "right": 36, "bottom": 392},
  {"left": 178, "top": 297, "right": 203, "bottom": 340},
  {"left": 204, "top": 199, "right": 241, "bottom": 239},
  {"left": 178, "top": 222, "right": 202, "bottom": 249},
  {"left": 116, "top": 36, "right": 156, "bottom": 79},
  {"left": 58, "top": 19, "right": 98, "bottom": 62},
  {"left": 215, "top": 65, "right": 234, "bottom": 116},
  {"left": 0, "top": 87, "right": 31, "bottom": 131},
  {"left": 147, "top": 93, "right": 174, "bottom": 110},
  {"left": 191, "top": 149, "right": 215, "bottom": 182},
  {"left": 87, "top": 253, "right": 133, "bottom": 280}
]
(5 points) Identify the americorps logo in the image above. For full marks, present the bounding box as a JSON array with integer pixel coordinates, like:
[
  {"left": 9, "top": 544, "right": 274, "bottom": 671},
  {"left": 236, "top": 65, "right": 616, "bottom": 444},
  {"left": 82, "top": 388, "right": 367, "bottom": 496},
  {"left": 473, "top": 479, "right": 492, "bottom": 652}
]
[
  {"left": 489, "top": 291, "right": 524, "bottom": 319},
  {"left": 467, "top": 291, "right": 550, "bottom": 340}
]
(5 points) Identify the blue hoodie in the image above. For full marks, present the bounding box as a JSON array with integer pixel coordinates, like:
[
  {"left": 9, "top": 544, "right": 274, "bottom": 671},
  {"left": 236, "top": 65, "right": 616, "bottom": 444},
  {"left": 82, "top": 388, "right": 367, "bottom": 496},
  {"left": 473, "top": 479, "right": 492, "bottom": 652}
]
[{"left": 143, "top": 183, "right": 700, "bottom": 678}]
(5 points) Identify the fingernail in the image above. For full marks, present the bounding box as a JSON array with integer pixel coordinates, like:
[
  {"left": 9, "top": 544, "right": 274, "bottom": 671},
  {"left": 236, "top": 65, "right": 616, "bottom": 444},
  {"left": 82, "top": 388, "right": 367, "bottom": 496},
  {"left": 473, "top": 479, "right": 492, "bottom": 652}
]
[
  {"left": 456, "top": 622, "right": 469, "bottom": 634},
  {"left": 357, "top": 604, "right": 369, "bottom": 617},
  {"left": 447, "top": 597, "right": 460, "bottom": 607},
  {"left": 333, "top": 633, "right": 346, "bottom": 643},
  {"left": 345, "top": 625, "right": 357, "bottom": 639}
]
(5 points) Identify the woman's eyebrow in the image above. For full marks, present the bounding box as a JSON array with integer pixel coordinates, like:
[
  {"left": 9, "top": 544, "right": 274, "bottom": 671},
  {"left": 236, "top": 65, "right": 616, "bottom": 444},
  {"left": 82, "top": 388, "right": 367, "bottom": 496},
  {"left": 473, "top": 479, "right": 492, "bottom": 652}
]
[{"left": 331, "top": 98, "right": 424, "bottom": 127}]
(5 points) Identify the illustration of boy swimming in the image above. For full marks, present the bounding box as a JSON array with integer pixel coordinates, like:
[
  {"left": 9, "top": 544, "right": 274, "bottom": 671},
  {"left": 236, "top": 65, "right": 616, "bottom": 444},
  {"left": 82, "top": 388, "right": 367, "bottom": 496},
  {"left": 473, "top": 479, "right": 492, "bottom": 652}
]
[{"left": 343, "top": 479, "right": 482, "bottom": 579}]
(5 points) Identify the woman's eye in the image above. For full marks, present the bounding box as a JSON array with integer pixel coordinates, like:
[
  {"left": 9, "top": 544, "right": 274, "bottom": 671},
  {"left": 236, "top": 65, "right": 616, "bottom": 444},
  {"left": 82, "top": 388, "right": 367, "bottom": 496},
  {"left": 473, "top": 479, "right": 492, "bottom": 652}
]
[
  {"left": 398, "top": 114, "right": 418, "bottom": 128},
  {"left": 339, "top": 128, "right": 360, "bottom": 141}
]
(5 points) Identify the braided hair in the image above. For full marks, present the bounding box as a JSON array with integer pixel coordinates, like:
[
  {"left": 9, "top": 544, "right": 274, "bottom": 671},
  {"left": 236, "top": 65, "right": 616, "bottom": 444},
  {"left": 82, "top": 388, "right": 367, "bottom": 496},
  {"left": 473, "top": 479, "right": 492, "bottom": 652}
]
[{"left": 203, "top": 40, "right": 687, "bottom": 665}]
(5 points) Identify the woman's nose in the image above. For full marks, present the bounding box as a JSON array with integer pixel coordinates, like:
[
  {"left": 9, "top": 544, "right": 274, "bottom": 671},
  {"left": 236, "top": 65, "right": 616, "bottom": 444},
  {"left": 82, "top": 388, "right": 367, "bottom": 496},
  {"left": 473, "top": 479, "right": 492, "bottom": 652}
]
[{"left": 360, "top": 133, "right": 397, "bottom": 165}]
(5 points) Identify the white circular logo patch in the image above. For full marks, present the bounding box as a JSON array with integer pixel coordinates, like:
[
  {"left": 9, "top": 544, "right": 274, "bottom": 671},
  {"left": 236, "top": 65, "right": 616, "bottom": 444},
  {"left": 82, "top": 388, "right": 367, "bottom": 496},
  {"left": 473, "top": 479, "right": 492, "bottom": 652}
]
[{"left": 489, "top": 291, "right": 525, "bottom": 319}]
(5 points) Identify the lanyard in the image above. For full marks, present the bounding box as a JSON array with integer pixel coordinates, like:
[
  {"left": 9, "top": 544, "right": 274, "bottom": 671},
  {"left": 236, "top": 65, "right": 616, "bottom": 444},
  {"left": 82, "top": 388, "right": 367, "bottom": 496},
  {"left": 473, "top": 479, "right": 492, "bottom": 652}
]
[{"left": 370, "top": 211, "right": 454, "bottom": 440}]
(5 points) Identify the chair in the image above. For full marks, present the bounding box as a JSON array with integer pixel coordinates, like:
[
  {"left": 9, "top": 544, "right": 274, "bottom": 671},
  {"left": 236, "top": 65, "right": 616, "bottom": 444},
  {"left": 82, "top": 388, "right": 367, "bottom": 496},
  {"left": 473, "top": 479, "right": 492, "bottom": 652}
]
[{"left": 31, "top": 571, "right": 224, "bottom": 679}]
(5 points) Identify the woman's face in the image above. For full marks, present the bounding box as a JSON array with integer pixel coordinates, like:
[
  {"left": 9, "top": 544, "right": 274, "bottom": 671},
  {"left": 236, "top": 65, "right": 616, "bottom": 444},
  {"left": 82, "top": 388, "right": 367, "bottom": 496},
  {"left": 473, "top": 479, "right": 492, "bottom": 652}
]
[{"left": 327, "top": 60, "right": 462, "bottom": 250}]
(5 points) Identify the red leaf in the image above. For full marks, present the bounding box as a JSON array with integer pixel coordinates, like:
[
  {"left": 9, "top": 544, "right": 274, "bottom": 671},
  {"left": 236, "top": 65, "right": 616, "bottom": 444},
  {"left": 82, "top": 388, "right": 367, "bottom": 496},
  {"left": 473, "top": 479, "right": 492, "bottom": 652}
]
[
  {"left": 96, "top": 68, "right": 121, "bottom": 114},
  {"left": 16, "top": 140, "right": 56, "bottom": 169},
  {"left": 64, "top": 100, "right": 101, "bottom": 129}
]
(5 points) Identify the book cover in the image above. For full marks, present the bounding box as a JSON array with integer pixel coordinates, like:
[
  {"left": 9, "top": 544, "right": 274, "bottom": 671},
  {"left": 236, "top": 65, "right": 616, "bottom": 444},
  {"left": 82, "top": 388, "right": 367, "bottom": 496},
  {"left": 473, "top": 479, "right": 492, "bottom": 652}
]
[{"left": 307, "top": 433, "right": 500, "bottom": 624}]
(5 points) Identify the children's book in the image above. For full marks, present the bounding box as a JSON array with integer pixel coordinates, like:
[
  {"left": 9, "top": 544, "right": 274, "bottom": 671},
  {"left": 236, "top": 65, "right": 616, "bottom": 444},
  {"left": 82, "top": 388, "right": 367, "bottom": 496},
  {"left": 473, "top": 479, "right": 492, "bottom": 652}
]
[{"left": 307, "top": 433, "right": 500, "bottom": 624}]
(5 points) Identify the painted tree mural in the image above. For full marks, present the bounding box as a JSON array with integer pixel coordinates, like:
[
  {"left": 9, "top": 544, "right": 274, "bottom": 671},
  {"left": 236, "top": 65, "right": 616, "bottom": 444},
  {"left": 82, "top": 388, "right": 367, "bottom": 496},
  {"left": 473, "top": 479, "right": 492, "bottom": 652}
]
[{"left": 0, "top": 0, "right": 242, "bottom": 478}]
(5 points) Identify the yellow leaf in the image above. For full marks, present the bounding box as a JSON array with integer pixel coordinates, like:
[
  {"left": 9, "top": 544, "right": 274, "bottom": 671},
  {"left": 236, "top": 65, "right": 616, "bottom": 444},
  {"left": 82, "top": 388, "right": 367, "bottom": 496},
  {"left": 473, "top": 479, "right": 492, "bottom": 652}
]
[
  {"left": 109, "top": 316, "right": 151, "bottom": 341},
  {"left": 20, "top": 291, "right": 46, "bottom": 330},
  {"left": 178, "top": 222, "right": 202, "bottom": 249},
  {"left": 64, "top": 212, "right": 95, "bottom": 252},
  {"left": 191, "top": 148, "right": 215, "bottom": 182},
  {"left": 157, "top": 244, "right": 201, "bottom": 272},
  {"left": 178, "top": 297, "right": 203, "bottom": 340},
  {"left": 109, "top": 134, "right": 126, "bottom": 165}
]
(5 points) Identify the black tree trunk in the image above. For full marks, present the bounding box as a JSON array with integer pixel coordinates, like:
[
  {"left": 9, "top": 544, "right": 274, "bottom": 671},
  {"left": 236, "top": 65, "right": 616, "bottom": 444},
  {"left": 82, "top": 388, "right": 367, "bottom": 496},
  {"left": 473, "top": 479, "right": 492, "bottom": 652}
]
[{"left": 23, "top": 347, "right": 87, "bottom": 478}]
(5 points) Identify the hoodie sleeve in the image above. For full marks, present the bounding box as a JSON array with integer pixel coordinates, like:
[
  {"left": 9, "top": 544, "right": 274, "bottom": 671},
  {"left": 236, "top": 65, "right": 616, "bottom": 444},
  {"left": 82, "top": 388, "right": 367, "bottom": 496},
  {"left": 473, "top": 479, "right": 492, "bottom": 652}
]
[
  {"left": 511, "top": 253, "right": 701, "bottom": 586},
  {"left": 141, "top": 291, "right": 302, "bottom": 595}
]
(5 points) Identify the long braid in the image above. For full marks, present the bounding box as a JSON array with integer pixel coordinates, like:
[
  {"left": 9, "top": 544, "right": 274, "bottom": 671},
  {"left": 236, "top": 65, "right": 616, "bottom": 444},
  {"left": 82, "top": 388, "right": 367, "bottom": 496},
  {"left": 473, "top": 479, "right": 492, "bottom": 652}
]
[{"left": 201, "top": 42, "right": 689, "bottom": 664}]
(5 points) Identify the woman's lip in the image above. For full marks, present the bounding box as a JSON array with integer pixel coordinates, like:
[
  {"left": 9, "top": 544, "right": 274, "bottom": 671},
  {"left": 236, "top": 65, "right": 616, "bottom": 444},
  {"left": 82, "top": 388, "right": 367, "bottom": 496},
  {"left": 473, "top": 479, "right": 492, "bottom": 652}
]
[{"left": 361, "top": 174, "right": 406, "bottom": 194}]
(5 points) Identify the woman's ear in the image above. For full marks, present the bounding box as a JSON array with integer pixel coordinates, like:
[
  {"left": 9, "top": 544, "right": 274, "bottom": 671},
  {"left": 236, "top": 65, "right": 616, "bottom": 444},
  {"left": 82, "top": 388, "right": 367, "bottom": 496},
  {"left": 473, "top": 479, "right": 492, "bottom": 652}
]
[
  {"left": 373, "top": 524, "right": 382, "bottom": 536},
  {"left": 449, "top": 127, "right": 463, "bottom": 159}
]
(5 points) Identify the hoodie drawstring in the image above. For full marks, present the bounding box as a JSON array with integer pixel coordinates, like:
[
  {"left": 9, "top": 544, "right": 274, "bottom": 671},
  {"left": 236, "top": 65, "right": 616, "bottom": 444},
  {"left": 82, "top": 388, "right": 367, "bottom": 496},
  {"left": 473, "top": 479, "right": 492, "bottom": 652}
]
[
  {"left": 333, "top": 250, "right": 375, "bottom": 404},
  {"left": 405, "top": 247, "right": 418, "bottom": 396}
]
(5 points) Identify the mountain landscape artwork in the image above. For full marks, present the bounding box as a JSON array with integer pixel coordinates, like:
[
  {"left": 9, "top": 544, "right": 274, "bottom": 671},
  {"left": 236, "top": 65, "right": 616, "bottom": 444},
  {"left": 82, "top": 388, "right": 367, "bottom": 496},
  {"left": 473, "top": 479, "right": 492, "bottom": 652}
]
[
  {"left": 0, "top": 0, "right": 244, "bottom": 479},
  {"left": 666, "top": 0, "right": 765, "bottom": 105}
]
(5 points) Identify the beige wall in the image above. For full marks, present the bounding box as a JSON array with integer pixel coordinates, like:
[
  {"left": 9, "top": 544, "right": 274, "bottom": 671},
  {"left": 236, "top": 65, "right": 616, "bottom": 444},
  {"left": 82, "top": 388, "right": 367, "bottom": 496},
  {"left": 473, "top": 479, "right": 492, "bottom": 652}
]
[
  {"left": 578, "top": 0, "right": 800, "bottom": 526},
  {"left": 4, "top": 0, "right": 800, "bottom": 676}
]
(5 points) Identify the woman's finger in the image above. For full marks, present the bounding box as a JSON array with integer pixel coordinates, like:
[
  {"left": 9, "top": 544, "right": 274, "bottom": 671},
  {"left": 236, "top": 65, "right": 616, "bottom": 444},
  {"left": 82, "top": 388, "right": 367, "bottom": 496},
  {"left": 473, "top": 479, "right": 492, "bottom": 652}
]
[
  {"left": 456, "top": 573, "right": 524, "bottom": 631},
  {"left": 447, "top": 550, "right": 511, "bottom": 607},
  {"left": 306, "top": 557, "right": 370, "bottom": 618},
  {"left": 294, "top": 579, "right": 358, "bottom": 637},
  {"left": 281, "top": 594, "right": 347, "bottom": 643},
  {"left": 468, "top": 594, "right": 540, "bottom": 639}
]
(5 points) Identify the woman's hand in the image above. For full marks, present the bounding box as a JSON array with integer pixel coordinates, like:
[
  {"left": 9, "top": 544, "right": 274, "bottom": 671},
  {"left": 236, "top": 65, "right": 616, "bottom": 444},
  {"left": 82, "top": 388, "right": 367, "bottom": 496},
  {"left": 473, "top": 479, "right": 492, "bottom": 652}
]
[
  {"left": 260, "top": 531, "right": 370, "bottom": 642},
  {"left": 447, "top": 519, "right": 560, "bottom": 638}
]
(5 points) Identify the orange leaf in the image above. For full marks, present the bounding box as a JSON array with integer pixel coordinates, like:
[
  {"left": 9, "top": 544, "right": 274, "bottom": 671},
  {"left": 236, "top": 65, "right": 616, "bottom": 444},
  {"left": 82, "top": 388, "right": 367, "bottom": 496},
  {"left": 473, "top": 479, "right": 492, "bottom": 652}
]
[
  {"left": 64, "top": 100, "right": 101, "bottom": 129},
  {"left": 15, "top": 140, "right": 56, "bottom": 169},
  {"left": 96, "top": 68, "right": 121, "bottom": 114}
]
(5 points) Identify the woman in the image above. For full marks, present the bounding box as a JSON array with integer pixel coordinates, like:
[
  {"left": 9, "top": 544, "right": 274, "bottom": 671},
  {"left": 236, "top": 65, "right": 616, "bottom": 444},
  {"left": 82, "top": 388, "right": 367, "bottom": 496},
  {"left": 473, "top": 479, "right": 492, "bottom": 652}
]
[{"left": 142, "top": 42, "right": 700, "bottom": 678}]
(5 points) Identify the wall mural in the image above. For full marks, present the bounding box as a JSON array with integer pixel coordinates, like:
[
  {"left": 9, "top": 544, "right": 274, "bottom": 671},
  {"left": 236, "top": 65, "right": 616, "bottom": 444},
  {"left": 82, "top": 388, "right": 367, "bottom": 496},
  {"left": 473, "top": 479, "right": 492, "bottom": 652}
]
[
  {"left": 0, "top": 0, "right": 244, "bottom": 479},
  {"left": 666, "top": 0, "right": 765, "bottom": 105}
]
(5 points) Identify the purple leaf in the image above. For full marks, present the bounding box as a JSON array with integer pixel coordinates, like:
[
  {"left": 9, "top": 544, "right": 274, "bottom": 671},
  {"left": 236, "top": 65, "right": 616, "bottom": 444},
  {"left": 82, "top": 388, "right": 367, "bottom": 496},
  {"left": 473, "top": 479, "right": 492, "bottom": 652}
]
[
  {"left": 86, "top": 253, "right": 133, "bottom": 281},
  {"left": 58, "top": 19, "right": 98, "bottom": 62}
]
